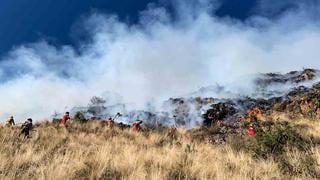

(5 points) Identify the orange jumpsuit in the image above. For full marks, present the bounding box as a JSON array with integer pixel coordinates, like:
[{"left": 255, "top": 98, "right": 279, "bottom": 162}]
[
  {"left": 60, "top": 114, "right": 71, "bottom": 125},
  {"left": 247, "top": 127, "right": 254, "bottom": 137},
  {"left": 130, "top": 122, "right": 141, "bottom": 133}
]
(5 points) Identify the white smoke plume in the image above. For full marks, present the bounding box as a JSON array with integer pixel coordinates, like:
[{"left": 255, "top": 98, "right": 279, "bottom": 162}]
[{"left": 0, "top": 0, "right": 320, "bottom": 122}]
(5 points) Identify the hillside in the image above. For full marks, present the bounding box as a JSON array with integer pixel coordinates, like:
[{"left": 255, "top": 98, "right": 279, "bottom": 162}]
[
  {"left": 1, "top": 69, "right": 320, "bottom": 179},
  {"left": 0, "top": 114, "right": 320, "bottom": 179}
]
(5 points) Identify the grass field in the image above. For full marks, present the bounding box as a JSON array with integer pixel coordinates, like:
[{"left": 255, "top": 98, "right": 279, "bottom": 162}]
[{"left": 0, "top": 117, "right": 319, "bottom": 180}]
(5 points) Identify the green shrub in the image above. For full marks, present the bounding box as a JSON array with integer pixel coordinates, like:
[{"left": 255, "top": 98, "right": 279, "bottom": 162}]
[
  {"left": 253, "top": 122, "right": 311, "bottom": 158},
  {"left": 228, "top": 122, "right": 319, "bottom": 177}
]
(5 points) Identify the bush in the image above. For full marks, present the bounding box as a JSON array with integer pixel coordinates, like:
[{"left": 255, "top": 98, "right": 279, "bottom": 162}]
[
  {"left": 253, "top": 122, "right": 311, "bottom": 158},
  {"left": 73, "top": 112, "right": 88, "bottom": 123},
  {"left": 228, "top": 122, "right": 319, "bottom": 177}
]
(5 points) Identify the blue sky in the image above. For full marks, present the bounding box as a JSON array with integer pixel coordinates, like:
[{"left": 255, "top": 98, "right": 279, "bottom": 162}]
[
  {"left": 0, "top": 0, "right": 289, "bottom": 56},
  {"left": 0, "top": 0, "right": 156, "bottom": 56}
]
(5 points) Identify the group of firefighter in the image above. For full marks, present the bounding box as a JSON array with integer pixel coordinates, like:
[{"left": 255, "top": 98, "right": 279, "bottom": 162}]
[
  {"left": 2, "top": 112, "right": 145, "bottom": 139},
  {"left": 2, "top": 107, "right": 260, "bottom": 139},
  {"left": 3, "top": 116, "right": 33, "bottom": 139},
  {"left": 59, "top": 112, "right": 144, "bottom": 133}
]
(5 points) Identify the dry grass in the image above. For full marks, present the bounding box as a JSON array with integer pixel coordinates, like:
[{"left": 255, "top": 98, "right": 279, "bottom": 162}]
[
  {"left": 0, "top": 119, "right": 319, "bottom": 180},
  {"left": 294, "top": 119, "right": 320, "bottom": 139},
  {"left": 269, "top": 111, "right": 320, "bottom": 140}
]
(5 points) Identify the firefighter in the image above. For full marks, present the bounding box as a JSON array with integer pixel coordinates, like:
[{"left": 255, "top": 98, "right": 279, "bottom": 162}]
[
  {"left": 246, "top": 125, "right": 255, "bottom": 137},
  {"left": 130, "top": 120, "right": 143, "bottom": 133},
  {"left": 106, "top": 117, "right": 114, "bottom": 128},
  {"left": 5, "top": 116, "right": 15, "bottom": 127},
  {"left": 59, "top": 112, "right": 71, "bottom": 125},
  {"left": 19, "top": 118, "right": 33, "bottom": 139}
]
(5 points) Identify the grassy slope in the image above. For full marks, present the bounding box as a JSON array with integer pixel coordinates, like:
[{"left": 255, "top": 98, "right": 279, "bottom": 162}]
[{"left": 0, "top": 118, "right": 319, "bottom": 180}]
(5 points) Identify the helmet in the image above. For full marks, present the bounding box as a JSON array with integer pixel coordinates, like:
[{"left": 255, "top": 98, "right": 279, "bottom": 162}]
[{"left": 27, "top": 118, "right": 33, "bottom": 122}]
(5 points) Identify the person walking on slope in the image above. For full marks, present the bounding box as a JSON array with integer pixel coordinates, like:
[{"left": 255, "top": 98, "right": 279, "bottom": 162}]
[
  {"left": 130, "top": 120, "right": 143, "bottom": 133},
  {"left": 5, "top": 116, "right": 15, "bottom": 127},
  {"left": 60, "top": 112, "right": 71, "bottom": 125},
  {"left": 106, "top": 117, "right": 114, "bottom": 128},
  {"left": 19, "top": 118, "right": 33, "bottom": 139}
]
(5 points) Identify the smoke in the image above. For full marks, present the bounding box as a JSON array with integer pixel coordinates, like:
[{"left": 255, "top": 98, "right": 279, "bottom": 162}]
[{"left": 0, "top": 0, "right": 320, "bottom": 122}]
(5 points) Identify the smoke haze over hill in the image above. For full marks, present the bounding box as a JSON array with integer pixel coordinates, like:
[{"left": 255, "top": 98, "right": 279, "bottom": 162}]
[{"left": 0, "top": 0, "right": 320, "bottom": 121}]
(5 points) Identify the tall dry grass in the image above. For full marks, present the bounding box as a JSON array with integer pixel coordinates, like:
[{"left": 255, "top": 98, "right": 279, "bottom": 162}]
[{"left": 0, "top": 119, "right": 319, "bottom": 180}]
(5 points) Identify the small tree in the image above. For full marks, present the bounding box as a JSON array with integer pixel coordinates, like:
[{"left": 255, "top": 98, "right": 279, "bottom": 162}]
[
  {"left": 88, "top": 96, "right": 106, "bottom": 117},
  {"left": 89, "top": 96, "right": 106, "bottom": 106}
]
